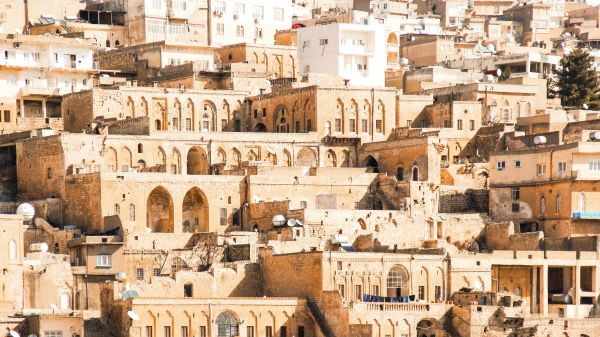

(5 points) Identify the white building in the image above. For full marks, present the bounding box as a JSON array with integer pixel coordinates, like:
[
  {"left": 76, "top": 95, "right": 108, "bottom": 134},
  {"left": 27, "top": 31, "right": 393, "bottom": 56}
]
[
  {"left": 297, "top": 20, "right": 386, "bottom": 87},
  {"left": 125, "top": 0, "right": 292, "bottom": 47},
  {"left": 210, "top": 0, "right": 292, "bottom": 46},
  {"left": 0, "top": 34, "right": 95, "bottom": 133}
]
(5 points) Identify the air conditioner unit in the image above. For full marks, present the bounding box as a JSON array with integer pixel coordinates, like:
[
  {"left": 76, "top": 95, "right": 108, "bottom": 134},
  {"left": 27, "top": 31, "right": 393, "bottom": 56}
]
[{"left": 13, "top": 42, "right": 20, "bottom": 48}]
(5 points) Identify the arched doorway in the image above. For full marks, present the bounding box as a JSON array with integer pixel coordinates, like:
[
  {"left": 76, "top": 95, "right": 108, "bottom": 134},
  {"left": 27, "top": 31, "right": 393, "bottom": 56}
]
[
  {"left": 396, "top": 167, "right": 404, "bottom": 180},
  {"left": 362, "top": 155, "right": 379, "bottom": 173},
  {"left": 253, "top": 123, "right": 267, "bottom": 132},
  {"left": 387, "top": 265, "right": 409, "bottom": 297},
  {"left": 187, "top": 147, "right": 209, "bottom": 175},
  {"left": 146, "top": 186, "right": 174, "bottom": 233},
  {"left": 296, "top": 147, "right": 317, "bottom": 167},
  {"left": 216, "top": 311, "right": 239, "bottom": 337},
  {"left": 325, "top": 150, "right": 337, "bottom": 167},
  {"left": 182, "top": 187, "right": 209, "bottom": 233},
  {"left": 412, "top": 166, "right": 419, "bottom": 181}
]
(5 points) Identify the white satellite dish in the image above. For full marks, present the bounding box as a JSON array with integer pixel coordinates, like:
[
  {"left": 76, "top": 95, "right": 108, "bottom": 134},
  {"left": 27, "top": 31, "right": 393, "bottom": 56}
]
[
  {"left": 40, "top": 243, "right": 48, "bottom": 253},
  {"left": 128, "top": 311, "right": 140, "bottom": 321},
  {"left": 295, "top": 220, "right": 304, "bottom": 226},
  {"left": 9, "top": 331, "right": 19, "bottom": 337},
  {"left": 16, "top": 203, "right": 35, "bottom": 221},
  {"left": 487, "top": 44, "right": 496, "bottom": 53},
  {"left": 496, "top": 68, "right": 502, "bottom": 77},
  {"left": 533, "top": 136, "right": 547, "bottom": 145},
  {"left": 287, "top": 219, "right": 297, "bottom": 227},
  {"left": 145, "top": 227, "right": 152, "bottom": 233},
  {"left": 272, "top": 215, "right": 286, "bottom": 227},
  {"left": 583, "top": 103, "right": 589, "bottom": 110},
  {"left": 115, "top": 272, "right": 127, "bottom": 282}
]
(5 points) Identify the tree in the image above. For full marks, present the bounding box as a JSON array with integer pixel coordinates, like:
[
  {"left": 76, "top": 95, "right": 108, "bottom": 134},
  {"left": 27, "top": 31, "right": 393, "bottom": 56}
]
[{"left": 554, "top": 49, "right": 600, "bottom": 108}]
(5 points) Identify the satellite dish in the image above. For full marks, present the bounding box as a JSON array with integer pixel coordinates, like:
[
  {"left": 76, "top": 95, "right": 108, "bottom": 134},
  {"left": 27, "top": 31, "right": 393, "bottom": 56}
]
[
  {"left": 50, "top": 304, "right": 58, "bottom": 312},
  {"left": 496, "top": 68, "right": 502, "bottom": 77},
  {"left": 272, "top": 215, "right": 286, "bottom": 227},
  {"left": 487, "top": 44, "right": 496, "bottom": 53},
  {"left": 484, "top": 74, "right": 494, "bottom": 82},
  {"left": 400, "top": 58, "right": 409, "bottom": 65},
  {"left": 583, "top": 103, "right": 589, "bottom": 110},
  {"left": 295, "top": 220, "right": 304, "bottom": 226},
  {"left": 9, "top": 331, "right": 19, "bottom": 337},
  {"left": 115, "top": 272, "right": 127, "bottom": 282},
  {"left": 287, "top": 219, "right": 297, "bottom": 227},
  {"left": 128, "top": 311, "right": 140, "bottom": 321},
  {"left": 40, "top": 243, "right": 48, "bottom": 253},
  {"left": 16, "top": 203, "right": 35, "bottom": 221},
  {"left": 145, "top": 227, "right": 152, "bottom": 233},
  {"left": 533, "top": 136, "right": 547, "bottom": 145}
]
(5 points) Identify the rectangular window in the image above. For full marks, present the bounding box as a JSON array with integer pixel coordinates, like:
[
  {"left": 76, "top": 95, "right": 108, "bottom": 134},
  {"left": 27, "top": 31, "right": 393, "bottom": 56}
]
[
  {"left": 407, "top": 120, "right": 412, "bottom": 127},
  {"left": 470, "top": 119, "right": 475, "bottom": 131},
  {"left": 136, "top": 268, "right": 144, "bottom": 280},
  {"left": 280, "top": 327, "right": 287, "bottom": 337},
  {"left": 372, "top": 285, "right": 380, "bottom": 296},
  {"left": 457, "top": 119, "right": 463, "bottom": 130},
  {"left": 262, "top": 108, "right": 267, "bottom": 117},
  {"left": 181, "top": 327, "right": 188, "bottom": 337},
  {"left": 122, "top": 165, "right": 129, "bottom": 172},
  {"left": 234, "top": 2, "right": 245, "bottom": 14},
  {"left": 168, "top": 23, "right": 186, "bottom": 35},
  {"left": 337, "top": 261, "right": 343, "bottom": 270},
  {"left": 512, "top": 202, "right": 520, "bottom": 212},
  {"left": 355, "top": 285, "right": 362, "bottom": 299},
  {"left": 185, "top": 118, "right": 192, "bottom": 131},
  {"left": 3, "top": 110, "right": 9, "bottom": 123},
  {"left": 418, "top": 285, "right": 425, "bottom": 300},
  {"left": 512, "top": 187, "right": 520, "bottom": 200},
  {"left": 153, "top": 268, "right": 161, "bottom": 276},
  {"left": 172, "top": 118, "right": 179, "bottom": 130},
  {"left": 184, "top": 284, "right": 193, "bottom": 297},
  {"left": 202, "top": 120, "right": 209, "bottom": 130},
  {"left": 247, "top": 327, "right": 254, "bottom": 337},
  {"left": 361, "top": 119, "right": 368, "bottom": 133},
  {"left": 297, "top": 326, "right": 304, "bottom": 337},
  {"left": 97, "top": 255, "right": 111, "bottom": 267},
  {"left": 220, "top": 208, "right": 227, "bottom": 225},
  {"left": 536, "top": 164, "right": 547, "bottom": 175},
  {"left": 435, "top": 286, "right": 442, "bottom": 301},
  {"left": 273, "top": 7, "right": 284, "bottom": 21},
  {"left": 335, "top": 118, "right": 341, "bottom": 132},
  {"left": 338, "top": 284, "right": 345, "bottom": 297},
  {"left": 496, "top": 161, "right": 505, "bottom": 170},
  {"left": 266, "top": 327, "right": 273, "bottom": 337},
  {"left": 163, "top": 326, "right": 171, "bottom": 337},
  {"left": 146, "top": 326, "right": 153, "bottom": 337},
  {"left": 515, "top": 160, "right": 521, "bottom": 168},
  {"left": 44, "top": 332, "right": 63, "bottom": 337},
  {"left": 590, "top": 160, "right": 600, "bottom": 171},
  {"left": 253, "top": 5, "right": 264, "bottom": 19},
  {"left": 198, "top": 327, "right": 206, "bottom": 337},
  {"left": 151, "top": 0, "right": 161, "bottom": 9},
  {"left": 300, "top": 201, "right": 307, "bottom": 209},
  {"left": 221, "top": 119, "right": 227, "bottom": 131},
  {"left": 376, "top": 120, "right": 382, "bottom": 133},
  {"left": 558, "top": 162, "right": 567, "bottom": 173},
  {"left": 349, "top": 119, "right": 356, "bottom": 132},
  {"left": 556, "top": 195, "right": 561, "bottom": 213},
  {"left": 214, "top": 0, "right": 225, "bottom": 12}
]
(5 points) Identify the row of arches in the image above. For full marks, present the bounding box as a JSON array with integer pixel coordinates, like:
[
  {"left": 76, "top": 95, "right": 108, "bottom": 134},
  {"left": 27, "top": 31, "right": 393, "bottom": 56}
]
[
  {"left": 361, "top": 156, "right": 421, "bottom": 181},
  {"left": 100, "top": 144, "right": 331, "bottom": 174},
  {"left": 123, "top": 97, "right": 245, "bottom": 132},
  {"left": 147, "top": 186, "right": 208, "bottom": 233},
  {"left": 329, "top": 98, "right": 386, "bottom": 135},
  {"left": 249, "top": 52, "right": 296, "bottom": 78}
]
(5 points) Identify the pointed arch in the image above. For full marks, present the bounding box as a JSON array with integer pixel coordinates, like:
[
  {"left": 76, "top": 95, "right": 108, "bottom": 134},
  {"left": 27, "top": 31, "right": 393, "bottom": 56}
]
[
  {"left": 147, "top": 186, "right": 174, "bottom": 233},
  {"left": 282, "top": 149, "right": 292, "bottom": 167},
  {"left": 173, "top": 98, "right": 182, "bottom": 131},
  {"left": 222, "top": 100, "right": 230, "bottom": 131},
  {"left": 296, "top": 147, "right": 317, "bottom": 167},
  {"left": 120, "top": 146, "right": 132, "bottom": 172},
  {"left": 187, "top": 147, "right": 209, "bottom": 175},
  {"left": 335, "top": 98, "right": 344, "bottom": 133},
  {"left": 376, "top": 99, "right": 385, "bottom": 134},
  {"left": 182, "top": 187, "right": 209, "bottom": 233},
  {"left": 340, "top": 150, "right": 350, "bottom": 167},
  {"left": 348, "top": 99, "right": 358, "bottom": 133},
  {"left": 200, "top": 100, "right": 217, "bottom": 131},
  {"left": 185, "top": 98, "right": 195, "bottom": 131},
  {"left": 216, "top": 147, "right": 227, "bottom": 165},
  {"left": 231, "top": 148, "right": 241, "bottom": 167},
  {"left": 140, "top": 97, "right": 148, "bottom": 116},
  {"left": 171, "top": 147, "right": 181, "bottom": 174},
  {"left": 325, "top": 149, "right": 337, "bottom": 167},
  {"left": 104, "top": 147, "right": 117, "bottom": 172},
  {"left": 126, "top": 96, "right": 135, "bottom": 118}
]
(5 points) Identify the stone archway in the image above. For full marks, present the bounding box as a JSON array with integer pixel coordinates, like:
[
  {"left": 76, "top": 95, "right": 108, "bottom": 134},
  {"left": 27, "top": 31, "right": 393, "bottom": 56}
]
[
  {"left": 182, "top": 187, "right": 209, "bottom": 233},
  {"left": 216, "top": 311, "right": 239, "bottom": 337},
  {"left": 362, "top": 155, "right": 379, "bottom": 173},
  {"left": 296, "top": 147, "right": 317, "bottom": 167},
  {"left": 147, "top": 186, "right": 174, "bottom": 233},
  {"left": 187, "top": 147, "right": 209, "bottom": 175}
]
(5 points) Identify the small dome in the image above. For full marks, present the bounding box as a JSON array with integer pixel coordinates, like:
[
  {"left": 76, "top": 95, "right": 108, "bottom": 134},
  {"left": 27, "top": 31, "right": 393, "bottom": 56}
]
[{"left": 16, "top": 203, "right": 35, "bottom": 221}]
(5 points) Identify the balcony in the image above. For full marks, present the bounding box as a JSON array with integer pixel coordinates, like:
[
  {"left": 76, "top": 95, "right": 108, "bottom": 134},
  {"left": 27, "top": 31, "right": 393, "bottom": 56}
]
[
  {"left": 351, "top": 302, "right": 431, "bottom": 312},
  {"left": 168, "top": 8, "right": 191, "bottom": 20},
  {"left": 572, "top": 212, "right": 600, "bottom": 219}
]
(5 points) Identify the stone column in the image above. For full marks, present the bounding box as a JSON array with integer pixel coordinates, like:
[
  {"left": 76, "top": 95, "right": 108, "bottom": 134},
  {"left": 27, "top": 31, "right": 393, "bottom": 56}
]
[
  {"left": 575, "top": 265, "right": 581, "bottom": 316},
  {"left": 42, "top": 97, "right": 47, "bottom": 119},
  {"left": 541, "top": 264, "right": 549, "bottom": 316}
]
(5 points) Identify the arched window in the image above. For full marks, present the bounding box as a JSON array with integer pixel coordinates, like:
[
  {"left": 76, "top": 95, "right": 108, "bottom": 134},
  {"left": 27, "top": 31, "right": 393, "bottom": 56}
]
[
  {"left": 556, "top": 195, "right": 561, "bottom": 213},
  {"left": 106, "top": 39, "right": 111, "bottom": 48},
  {"left": 540, "top": 196, "right": 546, "bottom": 214},
  {"left": 216, "top": 311, "right": 239, "bottom": 337},
  {"left": 137, "top": 144, "right": 143, "bottom": 153},
  {"left": 396, "top": 167, "right": 404, "bottom": 180},
  {"left": 115, "top": 40, "right": 120, "bottom": 46},
  {"left": 412, "top": 166, "right": 419, "bottom": 181},
  {"left": 9, "top": 240, "right": 17, "bottom": 261},
  {"left": 387, "top": 265, "right": 409, "bottom": 297}
]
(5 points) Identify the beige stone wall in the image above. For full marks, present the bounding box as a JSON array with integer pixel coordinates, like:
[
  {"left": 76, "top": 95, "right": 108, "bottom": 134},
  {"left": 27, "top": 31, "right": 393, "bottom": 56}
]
[
  {"left": 24, "top": 253, "right": 74, "bottom": 310},
  {"left": 0, "top": 215, "right": 26, "bottom": 313},
  {"left": 217, "top": 44, "right": 298, "bottom": 79}
]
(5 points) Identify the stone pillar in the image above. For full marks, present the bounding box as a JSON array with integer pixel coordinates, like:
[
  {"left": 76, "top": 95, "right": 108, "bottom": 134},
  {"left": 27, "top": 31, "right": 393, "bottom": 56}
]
[
  {"left": 532, "top": 266, "right": 539, "bottom": 314},
  {"left": 42, "top": 97, "right": 47, "bottom": 119},
  {"left": 526, "top": 60, "right": 531, "bottom": 73},
  {"left": 575, "top": 265, "right": 581, "bottom": 316},
  {"left": 19, "top": 99, "right": 25, "bottom": 118},
  {"left": 541, "top": 265, "right": 549, "bottom": 316}
]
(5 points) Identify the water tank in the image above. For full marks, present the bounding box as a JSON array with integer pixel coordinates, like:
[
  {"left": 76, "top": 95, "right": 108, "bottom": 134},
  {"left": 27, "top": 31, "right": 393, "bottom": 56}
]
[
  {"left": 272, "top": 215, "right": 286, "bottom": 227},
  {"left": 16, "top": 203, "right": 35, "bottom": 221},
  {"left": 533, "top": 136, "right": 547, "bottom": 145}
]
